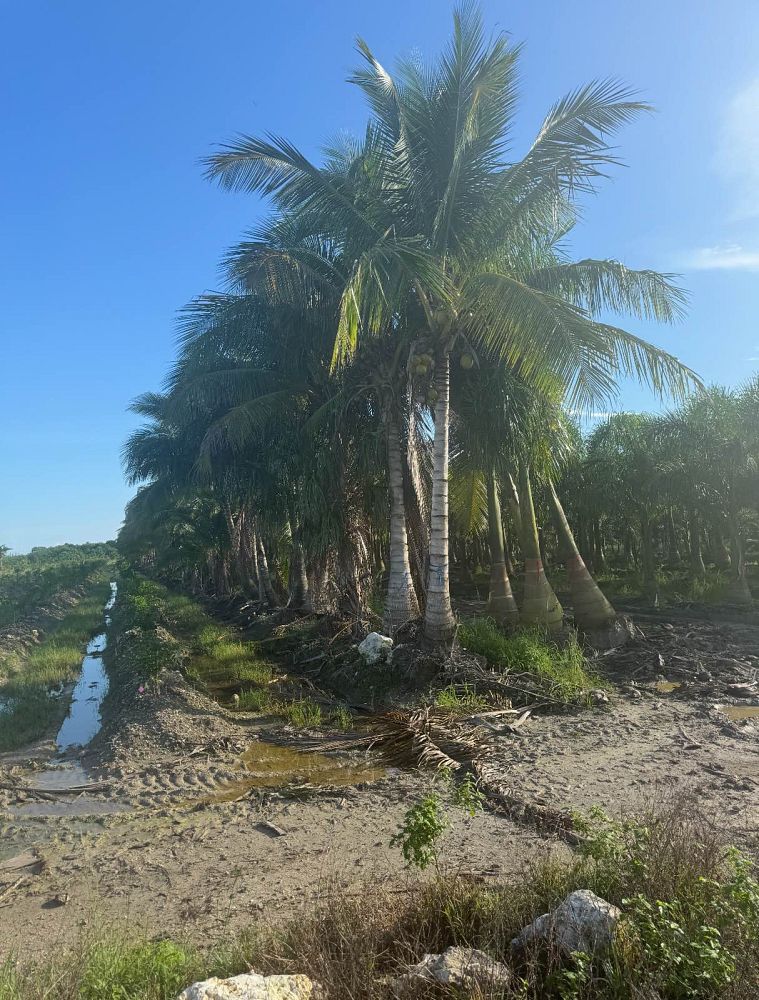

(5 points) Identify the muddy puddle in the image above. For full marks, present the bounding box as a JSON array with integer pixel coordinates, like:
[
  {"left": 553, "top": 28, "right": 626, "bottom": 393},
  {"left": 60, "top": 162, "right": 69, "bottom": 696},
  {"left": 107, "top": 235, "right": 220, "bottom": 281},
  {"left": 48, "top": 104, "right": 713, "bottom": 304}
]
[
  {"left": 655, "top": 680, "right": 682, "bottom": 693},
  {"left": 210, "top": 741, "right": 387, "bottom": 802},
  {"left": 720, "top": 704, "right": 759, "bottom": 722}
]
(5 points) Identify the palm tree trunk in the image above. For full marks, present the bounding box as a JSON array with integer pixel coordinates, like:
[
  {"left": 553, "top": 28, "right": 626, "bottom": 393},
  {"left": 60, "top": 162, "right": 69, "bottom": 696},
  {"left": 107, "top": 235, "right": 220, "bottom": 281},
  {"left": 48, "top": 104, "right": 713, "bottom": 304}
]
[
  {"left": 287, "top": 533, "right": 313, "bottom": 611},
  {"left": 423, "top": 353, "right": 456, "bottom": 645},
  {"left": 384, "top": 413, "right": 420, "bottom": 633},
  {"left": 549, "top": 480, "right": 616, "bottom": 630},
  {"left": 518, "top": 465, "right": 563, "bottom": 631},
  {"left": 257, "top": 537, "right": 279, "bottom": 607},
  {"left": 250, "top": 525, "right": 263, "bottom": 601},
  {"left": 505, "top": 472, "right": 524, "bottom": 548},
  {"left": 406, "top": 405, "right": 430, "bottom": 608},
  {"left": 640, "top": 514, "right": 657, "bottom": 603},
  {"left": 687, "top": 509, "right": 706, "bottom": 579},
  {"left": 486, "top": 471, "right": 519, "bottom": 629},
  {"left": 726, "top": 511, "right": 753, "bottom": 604},
  {"left": 592, "top": 521, "right": 607, "bottom": 573}
]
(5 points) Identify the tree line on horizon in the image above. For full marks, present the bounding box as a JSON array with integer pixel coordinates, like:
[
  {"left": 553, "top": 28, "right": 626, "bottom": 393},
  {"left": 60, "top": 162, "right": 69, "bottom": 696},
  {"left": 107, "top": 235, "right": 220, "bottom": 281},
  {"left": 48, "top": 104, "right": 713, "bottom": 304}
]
[{"left": 119, "top": 4, "right": 758, "bottom": 646}]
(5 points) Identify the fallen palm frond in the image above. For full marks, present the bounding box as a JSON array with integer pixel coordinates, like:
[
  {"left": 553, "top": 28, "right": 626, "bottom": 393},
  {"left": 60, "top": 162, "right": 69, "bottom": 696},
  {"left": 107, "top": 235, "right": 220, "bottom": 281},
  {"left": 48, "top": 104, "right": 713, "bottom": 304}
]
[{"left": 297, "top": 707, "right": 493, "bottom": 772}]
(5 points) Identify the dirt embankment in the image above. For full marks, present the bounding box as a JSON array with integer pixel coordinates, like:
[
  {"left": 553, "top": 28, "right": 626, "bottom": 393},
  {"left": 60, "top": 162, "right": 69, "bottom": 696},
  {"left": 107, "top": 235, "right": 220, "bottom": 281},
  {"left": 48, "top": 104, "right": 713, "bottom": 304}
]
[{"left": 0, "top": 602, "right": 757, "bottom": 958}]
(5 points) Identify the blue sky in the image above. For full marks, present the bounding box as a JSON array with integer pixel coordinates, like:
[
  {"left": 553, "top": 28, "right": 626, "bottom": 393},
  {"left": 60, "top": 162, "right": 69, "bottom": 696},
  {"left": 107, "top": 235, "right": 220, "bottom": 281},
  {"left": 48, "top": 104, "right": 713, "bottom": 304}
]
[{"left": 1, "top": 0, "right": 758, "bottom": 553}]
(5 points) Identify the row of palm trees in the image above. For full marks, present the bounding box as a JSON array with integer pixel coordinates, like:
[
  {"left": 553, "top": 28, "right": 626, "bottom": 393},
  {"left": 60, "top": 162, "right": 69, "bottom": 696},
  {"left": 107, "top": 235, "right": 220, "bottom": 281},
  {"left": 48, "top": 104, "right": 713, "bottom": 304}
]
[
  {"left": 555, "top": 384, "right": 759, "bottom": 606},
  {"left": 120, "top": 5, "right": 708, "bottom": 645}
]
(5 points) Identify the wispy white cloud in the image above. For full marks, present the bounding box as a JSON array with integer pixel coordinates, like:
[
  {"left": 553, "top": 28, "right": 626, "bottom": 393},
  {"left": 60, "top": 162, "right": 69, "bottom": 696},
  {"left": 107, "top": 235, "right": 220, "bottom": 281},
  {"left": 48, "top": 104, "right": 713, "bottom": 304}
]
[
  {"left": 716, "top": 77, "right": 759, "bottom": 220},
  {"left": 568, "top": 410, "right": 617, "bottom": 421},
  {"left": 683, "top": 244, "right": 759, "bottom": 271}
]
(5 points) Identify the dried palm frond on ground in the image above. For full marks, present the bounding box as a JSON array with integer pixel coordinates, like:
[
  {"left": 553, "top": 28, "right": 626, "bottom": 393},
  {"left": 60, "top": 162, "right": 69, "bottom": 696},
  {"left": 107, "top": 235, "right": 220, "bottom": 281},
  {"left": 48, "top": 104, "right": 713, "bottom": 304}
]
[{"left": 299, "top": 707, "right": 492, "bottom": 772}]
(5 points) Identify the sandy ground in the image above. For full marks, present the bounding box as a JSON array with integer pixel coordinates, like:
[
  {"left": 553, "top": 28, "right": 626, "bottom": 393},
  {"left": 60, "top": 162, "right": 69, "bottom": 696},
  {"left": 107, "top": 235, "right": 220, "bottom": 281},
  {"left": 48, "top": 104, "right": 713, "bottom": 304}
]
[{"left": 0, "top": 607, "right": 757, "bottom": 959}]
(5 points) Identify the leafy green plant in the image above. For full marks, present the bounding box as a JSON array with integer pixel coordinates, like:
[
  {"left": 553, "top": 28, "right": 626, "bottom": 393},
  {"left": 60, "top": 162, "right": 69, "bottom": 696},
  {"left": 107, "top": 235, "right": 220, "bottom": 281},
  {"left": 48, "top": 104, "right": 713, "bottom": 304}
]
[
  {"left": 236, "top": 688, "right": 272, "bottom": 712},
  {"left": 79, "top": 939, "right": 191, "bottom": 1000},
  {"left": 451, "top": 772, "right": 485, "bottom": 817},
  {"left": 391, "top": 792, "right": 448, "bottom": 871},
  {"left": 624, "top": 894, "right": 735, "bottom": 998}
]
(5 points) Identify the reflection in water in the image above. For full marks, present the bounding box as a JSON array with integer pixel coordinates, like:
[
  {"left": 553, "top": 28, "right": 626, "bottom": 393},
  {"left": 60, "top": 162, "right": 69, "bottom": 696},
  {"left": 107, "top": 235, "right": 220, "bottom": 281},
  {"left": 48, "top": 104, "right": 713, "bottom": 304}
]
[
  {"left": 55, "top": 582, "right": 116, "bottom": 752},
  {"left": 209, "top": 741, "right": 386, "bottom": 802}
]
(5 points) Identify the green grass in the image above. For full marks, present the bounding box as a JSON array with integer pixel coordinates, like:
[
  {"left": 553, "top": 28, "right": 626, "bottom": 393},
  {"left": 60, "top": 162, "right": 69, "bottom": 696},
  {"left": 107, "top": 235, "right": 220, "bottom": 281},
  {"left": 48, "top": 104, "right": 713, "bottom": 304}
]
[
  {"left": 2, "top": 800, "right": 756, "bottom": 999},
  {"left": 329, "top": 705, "right": 354, "bottom": 731},
  {"left": 236, "top": 688, "right": 273, "bottom": 712},
  {"left": 458, "top": 617, "right": 599, "bottom": 701},
  {"left": 278, "top": 697, "right": 323, "bottom": 728},
  {"left": 0, "top": 581, "right": 112, "bottom": 751},
  {"left": 434, "top": 683, "right": 489, "bottom": 714}
]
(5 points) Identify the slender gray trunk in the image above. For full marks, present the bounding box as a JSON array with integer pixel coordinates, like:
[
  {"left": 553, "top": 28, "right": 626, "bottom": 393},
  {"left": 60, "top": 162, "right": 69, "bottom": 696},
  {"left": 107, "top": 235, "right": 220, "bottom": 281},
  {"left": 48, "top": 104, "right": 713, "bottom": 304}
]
[
  {"left": 518, "top": 465, "right": 563, "bottom": 631},
  {"left": 423, "top": 352, "right": 456, "bottom": 645},
  {"left": 727, "top": 511, "right": 753, "bottom": 604},
  {"left": 640, "top": 514, "right": 657, "bottom": 603},
  {"left": 257, "top": 537, "right": 278, "bottom": 607},
  {"left": 384, "top": 413, "right": 420, "bottom": 633},
  {"left": 287, "top": 529, "right": 313, "bottom": 612},
  {"left": 688, "top": 509, "right": 706, "bottom": 579},
  {"left": 486, "top": 471, "right": 519, "bottom": 629}
]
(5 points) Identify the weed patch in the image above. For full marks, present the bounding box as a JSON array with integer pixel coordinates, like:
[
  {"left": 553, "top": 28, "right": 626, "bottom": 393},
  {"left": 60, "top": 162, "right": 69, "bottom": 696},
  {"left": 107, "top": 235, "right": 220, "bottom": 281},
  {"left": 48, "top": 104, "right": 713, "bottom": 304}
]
[{"left": 459, "top": 618, "right": 599, "bottom": 701}]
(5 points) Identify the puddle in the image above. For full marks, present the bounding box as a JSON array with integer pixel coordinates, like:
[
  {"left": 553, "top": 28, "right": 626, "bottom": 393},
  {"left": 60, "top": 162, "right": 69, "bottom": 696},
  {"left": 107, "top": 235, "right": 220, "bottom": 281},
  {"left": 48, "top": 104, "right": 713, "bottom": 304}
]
[
  {"left": 8, "top": 761, "right": 127, "bottom": 819},
  {"left": 55, "top": 583, "right": 116, "bottom": 752},
  {"left": 9, "top": 798, "right": 124, "bottom": 818},
  {"left": 211, "top": 741, "right": 386, "bottom": 801},
  {"left": 720, "top": 704, "right": 759, "bottom": 721},
  {"left": 655, "top": 680, "right": 681, "bottom": 693},
  {"left": 5, "top": 584, "right": 127, "bottom": 820}
]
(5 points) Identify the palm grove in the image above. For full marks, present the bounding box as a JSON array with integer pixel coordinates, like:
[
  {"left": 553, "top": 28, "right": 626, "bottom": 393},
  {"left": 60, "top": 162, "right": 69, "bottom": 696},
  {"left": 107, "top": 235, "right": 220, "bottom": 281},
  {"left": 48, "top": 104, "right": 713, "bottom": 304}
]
[{"left": 120, "top": 6, "right": 757, "bottom": 649}]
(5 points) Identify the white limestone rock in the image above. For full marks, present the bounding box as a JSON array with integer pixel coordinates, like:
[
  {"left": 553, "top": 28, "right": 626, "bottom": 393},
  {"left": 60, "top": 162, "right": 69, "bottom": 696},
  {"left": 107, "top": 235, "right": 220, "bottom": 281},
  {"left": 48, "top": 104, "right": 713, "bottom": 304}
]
[
  {"left": 177, "top": 971, "right": 321, "bottom": 1000},
  {"left": 391, "top": 946, "right": 511, "bottom": 994},
  {"left": 512, "top": 889, "right": 621, "bottom": 956},
  {"left": 357, "top": 631, "right": 393, "bottom": 665}
]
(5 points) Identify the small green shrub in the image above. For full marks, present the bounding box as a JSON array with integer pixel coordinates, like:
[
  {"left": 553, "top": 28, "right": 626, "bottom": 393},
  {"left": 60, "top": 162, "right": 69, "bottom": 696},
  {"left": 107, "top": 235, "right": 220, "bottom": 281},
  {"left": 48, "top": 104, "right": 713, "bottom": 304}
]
[
  {"left": 624, "top": 894, "right": 735, "bottom": 998},
  {"left": 193, "top": 624, "right": 230, "bottom": 654},
  {"left": 391, "top": 792, "right": 448, "bottom": 871},
  {"left": 451, "top": 772, "right": 485, "bottom": 817},
  {"left": 121, "top": 580, "right": 166, "bottom": 629},
  {"left": 233, "top": 658, "right": 272, "bottom": 685}
]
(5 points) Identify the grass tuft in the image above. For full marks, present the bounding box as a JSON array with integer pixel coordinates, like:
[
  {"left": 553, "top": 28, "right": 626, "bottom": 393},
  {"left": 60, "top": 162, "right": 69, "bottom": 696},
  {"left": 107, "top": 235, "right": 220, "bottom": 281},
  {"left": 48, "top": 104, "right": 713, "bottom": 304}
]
[{"left": 459, "top": 617, "right": 598, "bottom": 701}]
